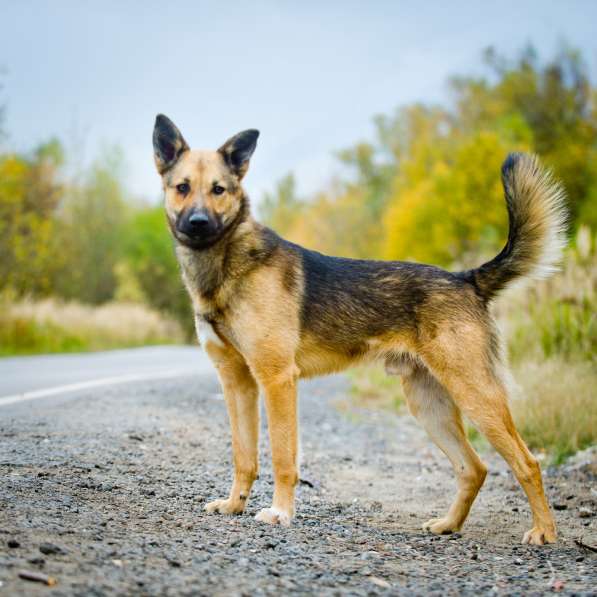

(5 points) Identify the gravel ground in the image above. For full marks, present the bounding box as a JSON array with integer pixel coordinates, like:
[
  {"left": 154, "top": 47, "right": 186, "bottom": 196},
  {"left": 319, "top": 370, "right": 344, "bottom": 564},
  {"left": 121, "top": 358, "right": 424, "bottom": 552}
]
[{"left": 0, "top": 373, "right": 595, "bottom": 595}]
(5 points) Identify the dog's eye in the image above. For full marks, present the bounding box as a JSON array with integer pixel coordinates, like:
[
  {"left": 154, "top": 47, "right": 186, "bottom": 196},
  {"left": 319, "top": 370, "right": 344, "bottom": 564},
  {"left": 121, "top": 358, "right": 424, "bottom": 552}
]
[
  {"left": 176, "top": 182, "right": 190, "bottom": 195},
  {"left": 212, "top": 185, "right": 225, "bottom": 196}
]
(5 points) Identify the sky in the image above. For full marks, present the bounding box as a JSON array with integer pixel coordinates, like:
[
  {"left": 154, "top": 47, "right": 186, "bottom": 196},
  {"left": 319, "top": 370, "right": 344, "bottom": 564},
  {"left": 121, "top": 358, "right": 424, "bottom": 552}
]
[{"left": 1, "top": 1, "right": 597, "bottom": 204}]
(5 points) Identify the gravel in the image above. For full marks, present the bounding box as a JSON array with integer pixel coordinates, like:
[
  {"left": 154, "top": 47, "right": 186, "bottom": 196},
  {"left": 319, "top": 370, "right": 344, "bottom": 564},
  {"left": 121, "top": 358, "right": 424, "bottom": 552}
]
[{"left": 0, "top": 372, "right": 595, "bottom": 595}]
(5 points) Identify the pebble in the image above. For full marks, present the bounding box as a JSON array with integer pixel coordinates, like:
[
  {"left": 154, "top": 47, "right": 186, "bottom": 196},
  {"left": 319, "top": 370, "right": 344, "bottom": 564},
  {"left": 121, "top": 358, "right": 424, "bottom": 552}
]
[{"left": 39, "top": 543, "right": 68, "bottom": 556}]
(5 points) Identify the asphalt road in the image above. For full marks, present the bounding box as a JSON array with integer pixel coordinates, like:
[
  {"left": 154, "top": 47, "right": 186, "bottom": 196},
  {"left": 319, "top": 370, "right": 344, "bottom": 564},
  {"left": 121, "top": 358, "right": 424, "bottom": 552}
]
[
  {"left": 0, "top": 348, "right": 595, "bottom": 595},
  {"left": 0, "top": 346, "right": 211, "bottom": 409}
]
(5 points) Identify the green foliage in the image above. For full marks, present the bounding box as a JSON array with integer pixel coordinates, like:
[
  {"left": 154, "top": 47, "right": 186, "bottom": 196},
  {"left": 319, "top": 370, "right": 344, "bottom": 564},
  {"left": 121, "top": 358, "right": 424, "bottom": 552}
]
[
  {"left": 51, "top": 149, "right": 128, "bottom": 303},
  {"left": 0, "top": 312, "right": 88, "bottom": 355},
  {"left": 0, "top": 143, "right": 63, "bottom": 295},
  {"left": 504, "top": 226, "right": 596, "bottom": 363},
  {"left": 259, "top": 174, "right": 304, "bottom": 234},
  {"left": 121, "top": 206, "right": 193, "bottom": 335}
]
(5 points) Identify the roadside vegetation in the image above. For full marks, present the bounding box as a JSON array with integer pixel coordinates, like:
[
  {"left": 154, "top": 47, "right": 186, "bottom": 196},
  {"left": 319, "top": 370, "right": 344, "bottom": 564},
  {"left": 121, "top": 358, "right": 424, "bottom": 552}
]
[
  {"left": 0, "top": 297, "right": 184, "bottom": 356},
  {"left": 0, "top": 124, "right": 194, "bottom": 351}
]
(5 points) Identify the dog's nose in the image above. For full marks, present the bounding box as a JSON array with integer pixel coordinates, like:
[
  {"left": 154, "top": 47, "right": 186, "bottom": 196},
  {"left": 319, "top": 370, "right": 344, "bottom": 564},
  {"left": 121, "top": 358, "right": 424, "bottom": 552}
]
[{"left": 188, "top": 211, "right": 210, "bottom": 230}]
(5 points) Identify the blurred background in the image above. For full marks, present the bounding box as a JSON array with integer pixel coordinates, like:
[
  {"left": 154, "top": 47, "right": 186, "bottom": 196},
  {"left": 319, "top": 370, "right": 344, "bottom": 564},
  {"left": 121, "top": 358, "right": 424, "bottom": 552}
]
[{"left": 0, "top": 2, "right": 595, "bottom": 460}]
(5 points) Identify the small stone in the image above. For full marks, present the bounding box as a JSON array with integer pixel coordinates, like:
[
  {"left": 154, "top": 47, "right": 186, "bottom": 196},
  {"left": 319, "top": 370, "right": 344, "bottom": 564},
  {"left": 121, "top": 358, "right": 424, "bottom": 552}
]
[
  {"left": 7, "top": 540, "right": 20, "bottom": 548},
  {"left": 360, "top": 550, "right": 380, "bottom": 560},
  {"left": 370, "top": 576, "right": 391, "bottom": 589},
  {"left": 578, "top": 507, "right": 592, "bottom": 518},
  {"left": 553, "top": 503, "right": 567, "bottom": 511},
  {"left": 39, "top": 543, "right": 67, "bottom": 556}
]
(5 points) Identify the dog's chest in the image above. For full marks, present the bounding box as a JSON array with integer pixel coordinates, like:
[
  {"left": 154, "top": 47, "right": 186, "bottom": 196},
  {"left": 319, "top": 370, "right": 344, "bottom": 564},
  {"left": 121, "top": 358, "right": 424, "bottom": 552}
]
[{"left": 195, "top": 316, "right": 225, "bottom": 348}]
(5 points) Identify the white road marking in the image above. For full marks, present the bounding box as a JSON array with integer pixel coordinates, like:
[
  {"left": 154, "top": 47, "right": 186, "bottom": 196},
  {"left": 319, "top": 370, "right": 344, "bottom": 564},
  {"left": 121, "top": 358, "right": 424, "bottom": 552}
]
[{"left": 0, "top": 369, "right": 200, "bottom": 408}]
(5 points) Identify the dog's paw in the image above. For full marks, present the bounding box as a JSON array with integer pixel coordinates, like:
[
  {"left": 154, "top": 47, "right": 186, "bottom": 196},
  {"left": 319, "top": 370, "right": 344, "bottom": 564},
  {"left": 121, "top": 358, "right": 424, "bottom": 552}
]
[
  {"left": 204, "top": 498, "right": 245, "bottom": 515},
  {"left": 422, "top": 517, "right": 460, "bottom": 535},
  {"left": 254, "top": 507, "right": 292, "bottom": 526},
  {"left": 522, "top": 525, "right": 557, "bottom": 545}
]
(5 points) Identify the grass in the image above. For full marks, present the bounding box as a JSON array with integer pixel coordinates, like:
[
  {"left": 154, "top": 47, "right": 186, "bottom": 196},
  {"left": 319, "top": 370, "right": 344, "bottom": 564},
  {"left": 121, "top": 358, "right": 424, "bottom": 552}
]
[
  {"left": 349, "top": 363, "right": 406, "bottom": 412},
  {"left": 0, "top": 297, "right": 185, "bottom": 356},
  {"left": 510, "top": 359, "right": 596, "bottom": 464},
  {"left": 348, "top": 227, "right": 597, "bottom": 463}
]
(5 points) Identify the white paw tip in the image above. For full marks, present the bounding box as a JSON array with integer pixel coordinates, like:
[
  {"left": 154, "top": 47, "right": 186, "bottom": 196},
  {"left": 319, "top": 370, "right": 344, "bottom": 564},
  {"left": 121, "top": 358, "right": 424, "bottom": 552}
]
[{"left": 255, "top": 507, "right": 292, "bottom": 526}]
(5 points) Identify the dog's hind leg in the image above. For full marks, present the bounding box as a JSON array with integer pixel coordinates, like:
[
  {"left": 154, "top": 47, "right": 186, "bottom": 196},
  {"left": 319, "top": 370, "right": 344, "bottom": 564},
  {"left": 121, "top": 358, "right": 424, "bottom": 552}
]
[
  {"left": 422, "top": 336, "right": 557, "bottom": 545},
  {"left": 401, "top": 366, "right": 487, "bottom": 535},
  {"left": 203, "top": 342, "right": 260, "bottom": 515}
]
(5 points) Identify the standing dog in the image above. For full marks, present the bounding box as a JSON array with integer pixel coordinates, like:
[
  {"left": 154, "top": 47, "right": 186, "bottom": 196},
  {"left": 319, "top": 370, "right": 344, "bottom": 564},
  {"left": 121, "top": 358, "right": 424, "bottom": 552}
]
[{"left": 152, "top": 114, "right": 566, "bottom": 545}]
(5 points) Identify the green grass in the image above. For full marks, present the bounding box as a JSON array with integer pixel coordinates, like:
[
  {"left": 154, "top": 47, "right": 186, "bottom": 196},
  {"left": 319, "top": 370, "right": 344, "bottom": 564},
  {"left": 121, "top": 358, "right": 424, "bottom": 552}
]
[
  {"left": 0, "top": 316, "right": 87, "bottom": 355},
  {"left": 349, "top": 363, "right": 406, "bottom": 412},
  {"left": 0, "top": 298, "right": 185, "bottom": 356}
]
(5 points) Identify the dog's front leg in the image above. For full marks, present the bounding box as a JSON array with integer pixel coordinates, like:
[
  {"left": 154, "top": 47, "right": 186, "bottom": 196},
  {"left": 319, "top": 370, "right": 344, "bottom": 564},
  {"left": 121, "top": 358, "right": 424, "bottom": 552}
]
[
  {"left": 204, "top": 344, "right": 259, "bottom": 515},
  {"left": 254, "top": 364, "right": 299, "bottom": 526}
]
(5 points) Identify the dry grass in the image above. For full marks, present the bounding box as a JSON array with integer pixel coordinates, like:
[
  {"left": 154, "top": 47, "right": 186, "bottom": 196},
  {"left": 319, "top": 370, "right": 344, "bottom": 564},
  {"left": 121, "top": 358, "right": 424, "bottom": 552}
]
[
  {"left": 0, "top": 297, "right": 185, "bottom": 355},
  {"left": 510, "top": 359, "right": 596, "bottom": 463}
]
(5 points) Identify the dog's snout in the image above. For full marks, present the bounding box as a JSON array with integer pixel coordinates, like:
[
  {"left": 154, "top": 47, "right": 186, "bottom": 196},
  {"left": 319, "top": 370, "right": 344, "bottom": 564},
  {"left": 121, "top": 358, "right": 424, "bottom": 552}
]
[
  {"left": 177, "top": 208, "right": 218, "bottom": 242},
  {"left": 188, "top": 210, "right": 210, "bottom": 230}
]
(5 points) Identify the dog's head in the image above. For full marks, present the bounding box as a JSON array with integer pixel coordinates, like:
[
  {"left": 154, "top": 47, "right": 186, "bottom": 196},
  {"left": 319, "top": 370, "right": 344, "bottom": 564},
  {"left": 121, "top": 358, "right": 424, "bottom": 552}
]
[{"left": 152, "top": 114, "right": 259, "bottom": 250}]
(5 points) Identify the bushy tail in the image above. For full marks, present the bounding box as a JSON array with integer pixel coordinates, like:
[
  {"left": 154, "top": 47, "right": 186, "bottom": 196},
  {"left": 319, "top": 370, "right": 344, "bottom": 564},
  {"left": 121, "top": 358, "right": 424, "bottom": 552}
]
[{"left": 464, "top": 153, "right": 568, "bottom": 302}]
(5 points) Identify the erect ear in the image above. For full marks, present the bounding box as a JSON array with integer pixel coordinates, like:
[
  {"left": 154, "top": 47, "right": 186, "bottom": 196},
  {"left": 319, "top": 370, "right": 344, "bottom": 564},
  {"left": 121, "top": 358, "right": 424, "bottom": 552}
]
[
  {"left": 218, "top": 129, "right": 259, "bottom": 179},
  {"left": 153, "top": 114, "right": 189, "bottom": 174}
]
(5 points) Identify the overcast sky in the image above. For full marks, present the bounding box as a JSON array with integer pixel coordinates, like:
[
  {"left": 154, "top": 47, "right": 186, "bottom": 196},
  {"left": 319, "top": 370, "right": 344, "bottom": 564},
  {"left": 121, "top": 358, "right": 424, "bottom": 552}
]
[{"left": 1, "top": 1, "right": 596, "bottom": 204}]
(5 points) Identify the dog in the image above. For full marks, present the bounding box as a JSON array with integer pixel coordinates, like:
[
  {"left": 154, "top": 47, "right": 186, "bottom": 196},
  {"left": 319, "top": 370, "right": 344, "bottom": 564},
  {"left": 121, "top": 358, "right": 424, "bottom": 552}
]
[{"left": 152, "top": 114, "right": 567, "bottom": 545}]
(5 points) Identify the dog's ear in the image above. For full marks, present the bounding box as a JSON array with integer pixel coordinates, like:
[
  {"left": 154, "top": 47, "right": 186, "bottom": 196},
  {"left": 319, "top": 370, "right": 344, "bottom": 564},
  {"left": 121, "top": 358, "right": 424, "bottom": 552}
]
[
  {"left": 218, "top": 129, "right": 259, "bottom": 179},
  {"left": 153, "top": 114, "right": 189, "bottom": 174}
]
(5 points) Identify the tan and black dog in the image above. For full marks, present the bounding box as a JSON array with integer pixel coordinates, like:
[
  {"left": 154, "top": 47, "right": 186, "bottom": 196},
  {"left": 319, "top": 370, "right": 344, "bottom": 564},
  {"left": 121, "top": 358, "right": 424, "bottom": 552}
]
[{"left": 152, "top": 114, "right": 567, "bottom": 545}]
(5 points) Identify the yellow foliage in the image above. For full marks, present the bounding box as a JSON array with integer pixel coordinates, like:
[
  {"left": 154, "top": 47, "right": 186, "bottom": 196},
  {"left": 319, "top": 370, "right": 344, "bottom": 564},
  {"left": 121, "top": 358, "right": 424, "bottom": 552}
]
[{"left": 383, "top": 131, "right": 528, "bottom": 265}]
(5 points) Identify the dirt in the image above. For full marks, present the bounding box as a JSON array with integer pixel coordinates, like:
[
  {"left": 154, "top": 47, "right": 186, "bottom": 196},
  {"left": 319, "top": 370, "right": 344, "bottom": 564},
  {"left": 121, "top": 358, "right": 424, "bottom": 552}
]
[{"left": 1, "top": 373, "right": 595, "bottom": 595}]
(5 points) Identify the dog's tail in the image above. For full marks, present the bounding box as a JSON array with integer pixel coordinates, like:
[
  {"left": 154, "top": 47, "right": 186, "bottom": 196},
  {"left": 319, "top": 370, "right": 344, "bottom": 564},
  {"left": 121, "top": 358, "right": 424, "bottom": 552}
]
[{"left": 462, "top": 153, "right": 568, "bottom": 302}]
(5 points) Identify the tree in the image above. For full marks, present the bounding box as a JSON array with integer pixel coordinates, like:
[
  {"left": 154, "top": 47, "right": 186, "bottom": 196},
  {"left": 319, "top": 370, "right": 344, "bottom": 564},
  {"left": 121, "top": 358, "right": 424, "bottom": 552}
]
[
  {"left": 0, "top": 140, "right": 64, "bottom": 295},
  {"left": 52, "top": 148, "right": 127, "bottom": 303}
]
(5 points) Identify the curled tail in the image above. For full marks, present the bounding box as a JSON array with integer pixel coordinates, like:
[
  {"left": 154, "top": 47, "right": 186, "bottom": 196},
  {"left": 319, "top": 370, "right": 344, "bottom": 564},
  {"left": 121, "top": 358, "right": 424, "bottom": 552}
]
[{"left": 464, "top": 153, "right": 568, "bottom": 302}]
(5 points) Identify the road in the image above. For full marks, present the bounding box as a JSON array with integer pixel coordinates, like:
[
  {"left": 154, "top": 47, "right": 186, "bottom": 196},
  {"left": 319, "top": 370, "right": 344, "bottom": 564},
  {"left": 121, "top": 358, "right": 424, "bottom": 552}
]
[
  {"left": 0, "top": 347, "right": 595, "bottom": 595},
  {"left": 0, "top": 346, "right": 211, "bottom": 409}
]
